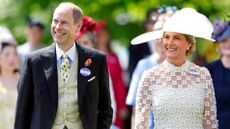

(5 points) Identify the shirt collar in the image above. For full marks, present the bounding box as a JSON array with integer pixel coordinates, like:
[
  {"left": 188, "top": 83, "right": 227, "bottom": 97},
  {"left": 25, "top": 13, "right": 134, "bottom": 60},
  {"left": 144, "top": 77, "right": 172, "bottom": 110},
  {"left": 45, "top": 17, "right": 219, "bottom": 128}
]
[{"left": 56, "top": 43, "right": 76, "bottom": 62}]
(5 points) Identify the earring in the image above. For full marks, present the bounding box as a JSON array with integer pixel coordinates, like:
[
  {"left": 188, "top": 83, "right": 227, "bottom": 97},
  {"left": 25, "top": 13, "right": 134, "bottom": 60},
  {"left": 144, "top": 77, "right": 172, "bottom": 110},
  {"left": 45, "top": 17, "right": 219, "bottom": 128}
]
[{"left": 186, "top": 47, "right": 190, "bottom": 50}]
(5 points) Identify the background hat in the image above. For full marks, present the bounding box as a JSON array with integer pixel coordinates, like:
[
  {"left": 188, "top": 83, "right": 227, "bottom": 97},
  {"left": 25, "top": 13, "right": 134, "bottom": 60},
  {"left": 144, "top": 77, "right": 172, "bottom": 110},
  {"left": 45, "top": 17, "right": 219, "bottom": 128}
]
[
  {"left": 143, "top": 8, "right": 159, "bottom": 26},
  {"left": 26, "top": 16, "right": 45, "bottom": 30},
  {"left": 131, "top": 6, "right": 177, "bottom": 45},
  {"left": 0, "top": 26, "right": 17, "bottom": 45},
  {"left": 162, "top": 8, "right": 215, "bottom": 41},
  {"left": 75, "top": 16, "right": 97, "bottom": 39},
  {"left": 212, "top": 20, "right": 230, "bottom": 42}
]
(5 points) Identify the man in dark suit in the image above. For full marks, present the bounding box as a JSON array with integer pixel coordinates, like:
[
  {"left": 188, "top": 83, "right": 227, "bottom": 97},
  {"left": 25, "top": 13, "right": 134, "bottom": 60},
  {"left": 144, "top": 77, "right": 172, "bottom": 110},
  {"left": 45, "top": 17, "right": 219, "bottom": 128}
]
[{"left": 14, "top": 2, "right": 113, "bottom": 129}]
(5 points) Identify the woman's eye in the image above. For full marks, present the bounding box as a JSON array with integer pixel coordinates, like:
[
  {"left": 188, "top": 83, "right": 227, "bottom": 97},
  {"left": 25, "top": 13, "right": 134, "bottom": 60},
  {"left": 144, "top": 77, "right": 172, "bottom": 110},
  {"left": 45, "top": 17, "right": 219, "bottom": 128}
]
[
  {"left": 163, "top": 35, "right": 169, "bottom": 39},
  {"left": 174, "top": 36, "right": 180, "bottom": 40}
]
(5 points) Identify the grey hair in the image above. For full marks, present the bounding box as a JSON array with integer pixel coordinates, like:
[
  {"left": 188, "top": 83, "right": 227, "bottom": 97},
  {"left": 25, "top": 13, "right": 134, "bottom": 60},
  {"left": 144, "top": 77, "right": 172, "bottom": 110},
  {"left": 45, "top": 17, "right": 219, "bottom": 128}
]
[{"left": 85, "top": 31, "right": 97, "bottom": 44}]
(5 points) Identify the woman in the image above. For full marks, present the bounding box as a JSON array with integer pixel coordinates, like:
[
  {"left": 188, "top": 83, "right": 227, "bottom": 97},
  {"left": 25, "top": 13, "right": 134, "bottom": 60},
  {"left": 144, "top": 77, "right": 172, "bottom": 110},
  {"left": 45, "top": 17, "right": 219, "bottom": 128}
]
[
  {"left": 205, "top": 20, "right": 230, "bottom": 129},
  {"left": 135, "top": 8, "right": 218, "bottom": 129},
  {"left": 96, "top": 26, "right": 128, "bottom": 129},
  {"left": 76, "top": 16, "right": 119, "bottom": 129},
  {"left": 127, "top": 8, "right": 176, "bottom": 129},
  {"left": 75, "top": 16, "right": 97, "bottom": 48},
  {"left": 0, "top": 41, "right": 20, "bottom": 129}
]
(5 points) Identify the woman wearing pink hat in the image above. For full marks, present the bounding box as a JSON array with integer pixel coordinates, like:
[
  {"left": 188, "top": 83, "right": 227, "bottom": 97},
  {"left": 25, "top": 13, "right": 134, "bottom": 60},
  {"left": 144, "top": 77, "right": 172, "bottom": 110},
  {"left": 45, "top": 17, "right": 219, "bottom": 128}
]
[{"left": 135, "top": 8, "right": 218, "bottom": 129}]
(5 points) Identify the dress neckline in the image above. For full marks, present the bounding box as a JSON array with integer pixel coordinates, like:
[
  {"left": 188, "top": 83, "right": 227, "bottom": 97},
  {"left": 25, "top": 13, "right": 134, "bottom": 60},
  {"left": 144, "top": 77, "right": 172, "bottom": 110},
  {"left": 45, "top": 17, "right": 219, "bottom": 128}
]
[{"left": 163, "top": 60, "right": 190, "bottom": 73}]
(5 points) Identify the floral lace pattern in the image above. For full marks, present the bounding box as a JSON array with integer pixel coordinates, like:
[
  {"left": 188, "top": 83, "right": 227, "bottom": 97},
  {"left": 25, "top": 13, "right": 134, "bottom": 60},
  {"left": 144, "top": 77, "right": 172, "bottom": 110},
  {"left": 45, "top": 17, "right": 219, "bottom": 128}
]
[{"left": 135, "top": 60, "right": 218, "bottom": 129}]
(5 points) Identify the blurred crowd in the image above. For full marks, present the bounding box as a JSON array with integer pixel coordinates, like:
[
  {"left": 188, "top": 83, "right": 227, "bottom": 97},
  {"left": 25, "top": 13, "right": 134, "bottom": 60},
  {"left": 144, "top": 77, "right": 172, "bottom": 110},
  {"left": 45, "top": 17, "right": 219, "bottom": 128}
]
[{"left": 0, "top": 4, "right": 230, "bottom": 129}]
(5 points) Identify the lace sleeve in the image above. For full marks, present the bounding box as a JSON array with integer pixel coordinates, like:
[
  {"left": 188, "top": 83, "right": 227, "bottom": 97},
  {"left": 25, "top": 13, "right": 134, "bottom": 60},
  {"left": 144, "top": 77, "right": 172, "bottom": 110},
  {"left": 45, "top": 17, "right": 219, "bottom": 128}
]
[
  {"left": 135, "top": 71, "right": 152, "bottom": 129},
  {"left": 203, "top": 69, "right": 218, "bottom": 129}
]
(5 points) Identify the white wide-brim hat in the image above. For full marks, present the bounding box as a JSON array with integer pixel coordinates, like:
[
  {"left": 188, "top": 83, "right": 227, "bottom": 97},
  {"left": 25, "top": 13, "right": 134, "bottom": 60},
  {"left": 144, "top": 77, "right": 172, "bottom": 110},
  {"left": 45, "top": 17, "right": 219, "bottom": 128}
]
[
  {"left": 131, "top": 29, "right": 163, "bottom": 45},
  {"left": 131, "top": 8, "right": 215, "bottom": 45},
  {"left": 162, "top": 8, "right": 215, "bottom": 42}
]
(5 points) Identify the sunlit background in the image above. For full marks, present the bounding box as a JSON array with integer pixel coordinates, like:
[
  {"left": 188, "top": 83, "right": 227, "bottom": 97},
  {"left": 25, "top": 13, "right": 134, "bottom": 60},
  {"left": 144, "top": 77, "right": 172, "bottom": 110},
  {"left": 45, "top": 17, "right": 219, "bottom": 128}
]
[{"left": 0, "top": 0, "right": 230, "bottom": 62}]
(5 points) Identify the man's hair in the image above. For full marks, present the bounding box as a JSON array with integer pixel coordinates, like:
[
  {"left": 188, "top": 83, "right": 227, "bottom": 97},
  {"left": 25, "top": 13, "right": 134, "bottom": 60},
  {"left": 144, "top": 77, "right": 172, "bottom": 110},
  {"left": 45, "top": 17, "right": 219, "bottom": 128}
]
[{"left": 58, "top": 2, "right": 84, "bottom": 24}]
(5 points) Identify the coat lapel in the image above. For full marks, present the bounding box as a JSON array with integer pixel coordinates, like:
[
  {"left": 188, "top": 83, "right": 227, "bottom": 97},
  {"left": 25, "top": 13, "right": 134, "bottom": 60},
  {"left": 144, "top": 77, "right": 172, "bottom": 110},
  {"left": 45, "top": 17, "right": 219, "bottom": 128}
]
[
  {"left": 42, "top": 44, "right": 58, "bottom": 105},
  {"left": 76, "top": 43, "right": 88, "bottom": 107}
]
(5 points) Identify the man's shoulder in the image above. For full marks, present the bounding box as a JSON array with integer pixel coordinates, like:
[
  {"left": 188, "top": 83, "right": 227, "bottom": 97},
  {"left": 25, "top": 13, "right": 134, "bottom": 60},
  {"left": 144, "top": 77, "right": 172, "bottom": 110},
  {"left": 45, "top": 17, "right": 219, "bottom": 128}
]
[
  {"left": 78, "top": 43, "right": 105, "bottom": 57},
  {"left": 27, "top": 45, "right": 54, "bottom": 59}
]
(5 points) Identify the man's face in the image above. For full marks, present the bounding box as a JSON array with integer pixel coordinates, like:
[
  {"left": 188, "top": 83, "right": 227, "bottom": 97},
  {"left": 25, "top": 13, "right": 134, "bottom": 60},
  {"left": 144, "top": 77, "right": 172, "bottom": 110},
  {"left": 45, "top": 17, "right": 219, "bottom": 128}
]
[
  {"left": 51, "top": 5, "right": 81, "bottom": 47},
  {"left": 26, "top": 26, "right": 43, "bottom": 45}
]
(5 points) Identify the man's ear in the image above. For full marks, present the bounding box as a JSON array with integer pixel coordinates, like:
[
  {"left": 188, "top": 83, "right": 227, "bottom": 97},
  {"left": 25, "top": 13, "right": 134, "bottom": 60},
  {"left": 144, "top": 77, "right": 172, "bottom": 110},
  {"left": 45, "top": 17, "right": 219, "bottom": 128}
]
[{"left": 76, "top": 21, "right": 83, "bottom": 33}]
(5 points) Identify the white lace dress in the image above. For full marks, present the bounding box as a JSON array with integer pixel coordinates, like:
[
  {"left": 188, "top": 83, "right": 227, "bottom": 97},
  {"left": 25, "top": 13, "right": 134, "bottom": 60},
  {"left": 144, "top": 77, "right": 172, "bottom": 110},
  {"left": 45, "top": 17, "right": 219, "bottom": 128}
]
[{"left": 135, "top": 60, "right": 218, "bottom": 129}]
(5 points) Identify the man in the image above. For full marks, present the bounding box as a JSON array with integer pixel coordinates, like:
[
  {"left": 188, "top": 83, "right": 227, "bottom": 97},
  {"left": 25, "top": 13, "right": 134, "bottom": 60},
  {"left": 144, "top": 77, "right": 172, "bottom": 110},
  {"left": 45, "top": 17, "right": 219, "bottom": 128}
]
[
  {"left": 14, "top": 2, "right": 113, "bottom": 129},
  {"left": 17, "top": 17, "right": 45, "bottom": 65}
]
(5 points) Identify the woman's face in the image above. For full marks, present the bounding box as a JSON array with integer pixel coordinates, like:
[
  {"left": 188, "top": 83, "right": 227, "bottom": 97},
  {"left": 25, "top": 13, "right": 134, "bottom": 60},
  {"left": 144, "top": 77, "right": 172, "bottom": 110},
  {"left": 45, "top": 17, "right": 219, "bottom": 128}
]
[
  {"left": 219, "top": 37, "right": 230, "bottom": 57},
  {"left": 162, "top": 32, "right": 190, "bottom": 65},
  {"left": 0, "top": 45, "right": 19, "bottom": 73},
  {"left": 97, "top": 29, "right": 110, "bottom": 46},
  {"left": 78, "top": 34, "right": 94, "bottom": 48}
]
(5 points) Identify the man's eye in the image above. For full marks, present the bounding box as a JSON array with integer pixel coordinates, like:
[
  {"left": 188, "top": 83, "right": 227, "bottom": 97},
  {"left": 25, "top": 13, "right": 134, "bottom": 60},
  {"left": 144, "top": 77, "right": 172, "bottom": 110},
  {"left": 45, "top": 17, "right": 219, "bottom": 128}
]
[{"left": 62, "top": 21, "right": 68, "bottom": 25}]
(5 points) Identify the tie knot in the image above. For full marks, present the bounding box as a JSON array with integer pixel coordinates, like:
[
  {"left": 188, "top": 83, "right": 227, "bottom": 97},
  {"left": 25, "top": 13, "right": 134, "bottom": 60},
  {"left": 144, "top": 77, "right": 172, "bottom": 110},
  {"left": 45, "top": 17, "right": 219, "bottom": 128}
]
[
  {"left": 61, "top": 53, "right": 70, "bottom": 66},
  {"left": 63, "top": 53, "right": 68, "bottom": 59}
]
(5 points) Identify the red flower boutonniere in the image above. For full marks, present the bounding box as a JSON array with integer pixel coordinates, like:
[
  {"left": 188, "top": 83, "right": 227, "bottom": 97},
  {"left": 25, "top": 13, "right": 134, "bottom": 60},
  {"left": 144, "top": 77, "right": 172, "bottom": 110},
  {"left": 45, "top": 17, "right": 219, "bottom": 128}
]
[{"left": 85, "top": 58, "right": 92, "bottom": 67}]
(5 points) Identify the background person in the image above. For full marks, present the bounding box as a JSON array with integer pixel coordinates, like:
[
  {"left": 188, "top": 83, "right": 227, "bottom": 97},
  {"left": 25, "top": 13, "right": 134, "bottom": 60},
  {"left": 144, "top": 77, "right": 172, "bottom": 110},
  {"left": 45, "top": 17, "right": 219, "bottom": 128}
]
[
  {"left": 127, "top": 8, "right": 159, "bottom": 79},
  {"left": 76, "top": 16, "right": 97, "bottom": 48},
  {"left": 17, "top": 17, "right": 45, "bottom": 65},
  {"left": 75, "top": 15, "right": 118, "bottom": 129},
  {"left": 96, "top": 26, "right": 128, "bottom": 129},
  {"left": 0, "top": 26, "right": 20, "bottom": 129},
  {"left": 205, "top": 19, "right": 230, "bottom": 129}
]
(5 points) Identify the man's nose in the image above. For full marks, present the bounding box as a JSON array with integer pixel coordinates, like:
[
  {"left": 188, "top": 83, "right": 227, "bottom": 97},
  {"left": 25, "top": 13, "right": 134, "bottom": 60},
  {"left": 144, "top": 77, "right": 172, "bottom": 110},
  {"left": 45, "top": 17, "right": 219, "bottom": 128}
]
[{"left": 56, "top": 22, "right": 62, "bottom": 29}]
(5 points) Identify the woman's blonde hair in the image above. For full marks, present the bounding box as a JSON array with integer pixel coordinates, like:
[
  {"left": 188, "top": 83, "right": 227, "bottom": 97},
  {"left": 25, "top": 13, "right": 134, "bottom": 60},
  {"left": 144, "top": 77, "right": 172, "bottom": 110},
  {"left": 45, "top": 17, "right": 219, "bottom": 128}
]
[{"left": 184, "top": 34, "right": 196, "bottom": 56}]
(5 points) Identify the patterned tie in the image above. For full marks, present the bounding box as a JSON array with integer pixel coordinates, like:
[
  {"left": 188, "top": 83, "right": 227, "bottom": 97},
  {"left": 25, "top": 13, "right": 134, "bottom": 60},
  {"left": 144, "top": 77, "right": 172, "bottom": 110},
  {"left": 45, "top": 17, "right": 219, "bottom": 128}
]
[{"left": 60, "top": 53, "right": 70, "bottom": 83}]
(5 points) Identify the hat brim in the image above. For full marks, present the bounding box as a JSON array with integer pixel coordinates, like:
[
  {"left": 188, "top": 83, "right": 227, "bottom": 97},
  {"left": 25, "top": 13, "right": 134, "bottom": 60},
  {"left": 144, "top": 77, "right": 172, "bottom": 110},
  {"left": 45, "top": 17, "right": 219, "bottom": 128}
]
[
  {"left": 215, "top": 25, "right": 230, "bottom": 42},
  {"left": 163, "top": 29, "right": 216, "bottom": 42},
  {"left": 131, "top": 30, "right": 163, "bottom": 45}
]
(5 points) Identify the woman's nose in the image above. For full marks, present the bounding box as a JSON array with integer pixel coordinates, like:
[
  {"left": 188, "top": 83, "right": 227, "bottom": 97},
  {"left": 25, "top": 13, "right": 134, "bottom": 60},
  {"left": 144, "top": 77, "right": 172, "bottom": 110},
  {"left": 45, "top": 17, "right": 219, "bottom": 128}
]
[{"left": 167, "top": 38, "right": 173, "bottom": 45}]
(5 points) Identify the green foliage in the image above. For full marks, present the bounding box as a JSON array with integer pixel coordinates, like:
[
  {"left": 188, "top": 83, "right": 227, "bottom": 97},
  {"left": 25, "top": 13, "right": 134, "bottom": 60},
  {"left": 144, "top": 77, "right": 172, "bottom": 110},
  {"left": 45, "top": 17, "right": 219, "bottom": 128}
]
[{"left": 0, "top": 0, "right": 229, "bottom": 46}]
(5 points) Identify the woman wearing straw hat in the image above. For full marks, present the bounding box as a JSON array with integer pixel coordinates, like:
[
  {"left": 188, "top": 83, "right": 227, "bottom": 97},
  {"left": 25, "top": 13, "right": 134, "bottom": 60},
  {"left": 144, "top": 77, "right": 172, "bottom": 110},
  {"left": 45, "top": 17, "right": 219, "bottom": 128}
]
[
  {"left": 135, "top": 8, "right": 218, "bottom": 129},
  {"left": 205, "top": 20, "right": 230, "bottom": 129}
]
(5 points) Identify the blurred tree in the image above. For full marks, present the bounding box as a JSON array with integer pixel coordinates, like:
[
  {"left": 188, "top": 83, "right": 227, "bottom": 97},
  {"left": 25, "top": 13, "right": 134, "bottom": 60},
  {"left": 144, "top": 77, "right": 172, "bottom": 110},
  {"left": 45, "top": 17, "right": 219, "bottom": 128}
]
[{"left": 0, "top": 0, "right": 229, "bottom": 61}]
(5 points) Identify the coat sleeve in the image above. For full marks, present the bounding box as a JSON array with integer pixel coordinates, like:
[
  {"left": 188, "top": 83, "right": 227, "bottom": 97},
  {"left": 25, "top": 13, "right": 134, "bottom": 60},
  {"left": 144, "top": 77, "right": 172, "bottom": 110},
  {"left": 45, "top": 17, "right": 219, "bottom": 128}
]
[
  {"left": 14, "top": 54, "right": 34, "bottom": 129},
  {"left": 97, "top": 54, "right": 113, "bottom": 129}
]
